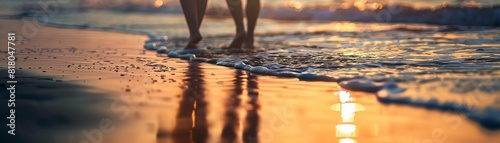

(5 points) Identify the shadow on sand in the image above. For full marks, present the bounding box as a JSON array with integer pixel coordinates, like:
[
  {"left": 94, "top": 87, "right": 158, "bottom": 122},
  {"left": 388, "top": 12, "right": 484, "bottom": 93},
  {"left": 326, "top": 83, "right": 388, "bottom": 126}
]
[{"left": 0, "top": 68, "right": 121, "bottom": 143}]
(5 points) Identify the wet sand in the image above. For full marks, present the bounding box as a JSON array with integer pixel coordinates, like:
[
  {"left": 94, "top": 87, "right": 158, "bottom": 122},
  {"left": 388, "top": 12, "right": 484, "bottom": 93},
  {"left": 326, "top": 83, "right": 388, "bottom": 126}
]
[{"left": 1, "top": 19, "right": 500, "bottom": 143}]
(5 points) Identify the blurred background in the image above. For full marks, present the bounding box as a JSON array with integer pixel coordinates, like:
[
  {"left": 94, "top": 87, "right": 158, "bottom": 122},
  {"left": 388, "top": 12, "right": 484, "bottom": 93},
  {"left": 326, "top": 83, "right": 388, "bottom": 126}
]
[{"left": 0, "top": 0, "right": 498, "bottom": 38}]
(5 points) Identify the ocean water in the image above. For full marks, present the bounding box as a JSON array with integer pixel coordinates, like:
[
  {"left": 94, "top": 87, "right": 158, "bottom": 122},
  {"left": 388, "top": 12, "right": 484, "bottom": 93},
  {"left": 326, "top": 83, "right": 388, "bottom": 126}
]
[{"left": 3, "top": 0, "right": 500, "bottom": 129}]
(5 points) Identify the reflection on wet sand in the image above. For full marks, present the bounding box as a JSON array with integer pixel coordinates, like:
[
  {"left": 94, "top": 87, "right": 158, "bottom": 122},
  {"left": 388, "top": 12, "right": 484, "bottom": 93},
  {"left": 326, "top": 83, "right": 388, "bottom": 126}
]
[
  {"left": 172, "top": 63, "right": 260, "bottom": 143},
  {"left": 332, "top": 91, "right": 365, "bottom": 143},
  {"left": 172, "top": 62, "right": 208, "bottom": 143},
  {"left": 167, "top": 62, "right": 367, "bottom": 143},
  {"left": 243, "top": 73, "right": 260, "bottom": 143},
  {"left": 220, "top": 70, "right": 243, "bottom": 143}
]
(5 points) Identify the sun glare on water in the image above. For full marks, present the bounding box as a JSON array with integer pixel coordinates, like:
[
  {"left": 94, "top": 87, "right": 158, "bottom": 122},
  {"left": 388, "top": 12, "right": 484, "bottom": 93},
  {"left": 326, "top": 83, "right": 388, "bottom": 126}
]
[
  {"left": 286, "top": 0, "right": 304, "bottom": 11},
  {"left": 353, "top": 0, "right": 367, "bottom": 11},
  {"left": 372, "top": 3, "right": 383, "bottom": 10},
  {"left": 154, "top": 0, "right": 164, "bottom": 8}
]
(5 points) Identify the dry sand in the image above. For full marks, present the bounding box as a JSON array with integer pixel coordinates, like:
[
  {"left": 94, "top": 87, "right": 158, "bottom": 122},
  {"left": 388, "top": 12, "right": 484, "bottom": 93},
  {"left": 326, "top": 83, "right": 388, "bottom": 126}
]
[{"left": 1, "top": 19, "right": 499, "bottom": 143}]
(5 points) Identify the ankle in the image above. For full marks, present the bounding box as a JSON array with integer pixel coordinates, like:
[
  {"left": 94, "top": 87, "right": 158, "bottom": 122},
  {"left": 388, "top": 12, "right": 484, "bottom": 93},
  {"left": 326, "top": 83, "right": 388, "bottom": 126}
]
[
  {"left": 190, "top": 33, "right": 202, "bottom": 40},
  {"left": 236, "top": 28, "right": 246, "bottom": 33},
  {"left": 246, "top": 36, "right": 254, "bottom": 41},
  {"left": 190, "top": 31, "right": 201, "bottom": 36},
  {"left": 247, "top": 34, "right": 254, "bottom": 38}
]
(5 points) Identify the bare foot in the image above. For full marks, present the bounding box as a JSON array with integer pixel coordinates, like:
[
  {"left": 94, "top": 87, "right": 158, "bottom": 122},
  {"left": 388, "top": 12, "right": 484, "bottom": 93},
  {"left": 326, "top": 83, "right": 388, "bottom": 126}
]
[
  {"left": 228, "top": 31, "right": 246, "bottom": 49},
  {"left": 242, "top": 35, "right": 255, "bottom": 49},
  {"left": 185, "top": 33, "right": 202, "bottom": 49}
]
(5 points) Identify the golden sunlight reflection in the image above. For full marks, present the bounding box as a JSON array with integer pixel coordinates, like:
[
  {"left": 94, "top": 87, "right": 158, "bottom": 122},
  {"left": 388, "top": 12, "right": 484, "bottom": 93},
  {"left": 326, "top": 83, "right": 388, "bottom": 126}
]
[
  {"left": 372, "top": 3, "right": 383, "bottom": 10},
  {"left": 304, "top": 22, "right": 426, "bottom": 34},
  {"left": 442, "top": 2, "right": 448, "bottom": 8},
  {"left": 341, "top": 2, "right": 351, "bottom": 9},
  {"left": 332, "top": 90, "right": 365, "bottom": 142},
  {"left": 339, "top": 138, "right": 357, "bottom": 143},
  {"left": 353, "top": 0, "right": 367, "bottom": 11},
  {"left": 286, "top": 0, "right": 304, "bottom": 11},
  {"left": 154, "top": 0, "right": 164, "bottom": 8},
  {"left": 335, "top": 103, "right": 365, "bottom": 122},
  {"left": 306, "top": 22, "right": 358, "bottom": 33},
  {"left": 462, "top": 0, "right": 482, "bottom": 8},
  {"left": 192, "top": 101, "right": 196, "bottom": 128},
  {"left": 338, "top": 90, "right": 352, "bottom": 103},
  {"left": 336, "top": 124, "right": 358, "bottom": 137}
]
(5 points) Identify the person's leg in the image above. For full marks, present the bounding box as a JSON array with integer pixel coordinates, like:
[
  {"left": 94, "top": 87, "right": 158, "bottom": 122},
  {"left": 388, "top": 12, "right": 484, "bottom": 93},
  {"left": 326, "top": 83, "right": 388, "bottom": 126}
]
[
  {"left": 180, "top": 0, "right": 202, "bottom": 49},
  {"left": 243, "top": 0, "right": 260, "bottom": 49},
  {"left": 197, "top": 0, "right": 208, "bottom": 27},
  {"left": 226, "top": 0, "right": 246, "bottom": 48}
]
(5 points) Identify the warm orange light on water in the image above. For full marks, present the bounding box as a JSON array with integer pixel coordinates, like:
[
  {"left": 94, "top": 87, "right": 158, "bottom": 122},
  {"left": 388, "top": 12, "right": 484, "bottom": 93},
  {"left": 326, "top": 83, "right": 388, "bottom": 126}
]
[
  {"left": 192, "top": 101, "right": 196, "bottom": 128},
  {"left": 462, "top": 0, "right": 482, "bottom": 8},
  {"left": 336, "top": 124, "right": 357, "bottom": 137},
  {"left": 340, "top": 138, "right": 357, "bottom": 143},
  {"left": 331, "top": 90, "right": 366, "bottom": 122},
  {"left": 341, "top": 2, "right": 351, "bottom": 9},
  {"left": 286, "top": 0, "right": 303, "bottom": 11},
  {"left": 354, "top": 0, "right": 367, "bottom": 11},
  {"left": 442, "top": 2, "right": 448, "bottom": 8},
  {"left": 340, "top": 103, "right": 359, "bottom": 122},
  {"left": 338, "top": 90, "right": 351, "bottom": 103},
  {"left": 372, "top": 3, "right": 383, "bottom": 10},
  {"left": 154, "top": 0, "right": 163, "bottom": 8}
]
